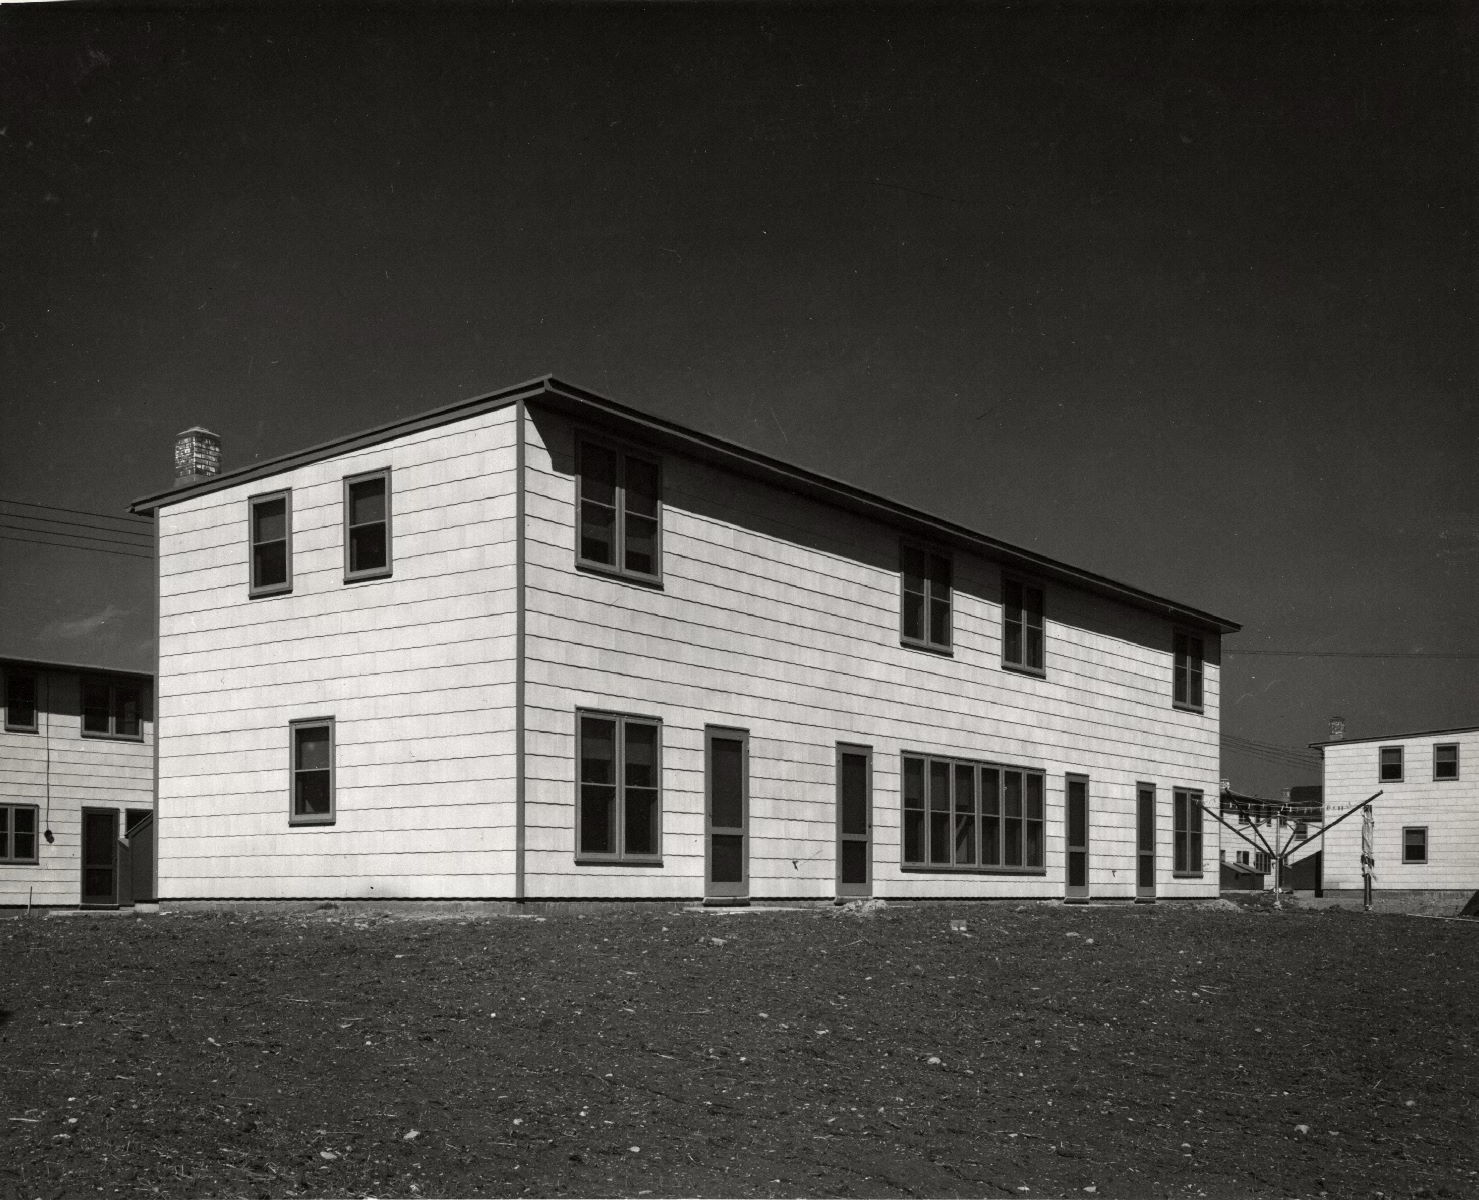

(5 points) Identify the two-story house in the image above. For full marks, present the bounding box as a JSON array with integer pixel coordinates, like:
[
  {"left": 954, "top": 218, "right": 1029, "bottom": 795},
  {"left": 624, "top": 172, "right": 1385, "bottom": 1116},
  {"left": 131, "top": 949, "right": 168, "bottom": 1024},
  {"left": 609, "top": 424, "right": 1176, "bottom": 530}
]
[
  {"left": 129, "top": 377, "right": 1239, "bottom": 906},
  {"left": 1, "top": 657, "right": 154, "bottom": 908}
]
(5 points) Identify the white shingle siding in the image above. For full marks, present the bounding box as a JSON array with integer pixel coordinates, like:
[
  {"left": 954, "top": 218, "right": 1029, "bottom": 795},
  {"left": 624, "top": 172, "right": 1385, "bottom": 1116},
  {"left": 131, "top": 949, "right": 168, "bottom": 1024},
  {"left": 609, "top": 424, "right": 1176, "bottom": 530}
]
[
  {"left": 1319, "top": 730, "right": 1479, "bottom": 892},
  {"left": 154, "top": 405, "right": 519, "bottom": 899},
  {"left": 521, "top": 408, "right": 1222, "bottom": 901}
]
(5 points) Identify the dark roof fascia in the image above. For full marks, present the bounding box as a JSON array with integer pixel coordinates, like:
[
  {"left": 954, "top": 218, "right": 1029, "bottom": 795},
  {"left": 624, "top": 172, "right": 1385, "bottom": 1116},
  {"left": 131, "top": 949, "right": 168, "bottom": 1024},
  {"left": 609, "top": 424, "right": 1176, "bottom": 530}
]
[
  {"left": 127, "top": 376, "right": 547, "bottom": 516},
  {"left": 534, "top": 378, "right": 1240, "bottom": 634},
  {"left": 1309, "top": 723, "right": 1479, "bottom": 749},
  {"left": 0, "top": 655, "right": 153, "bottom": 682}
]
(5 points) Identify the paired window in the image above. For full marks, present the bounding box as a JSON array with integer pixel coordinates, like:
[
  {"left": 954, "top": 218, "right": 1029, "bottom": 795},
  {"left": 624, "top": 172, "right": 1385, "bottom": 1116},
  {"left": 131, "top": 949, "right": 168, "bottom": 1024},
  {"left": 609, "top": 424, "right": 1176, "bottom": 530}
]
[
  {"left": 0, "top": 804, "right": 38, "bottom": 864},
  {"left": 1173, "top": 632, "right": 1205, "bottom": 711},
  {"left": 577, "top": 711, "right": 661, "bottom": 862},
  {"left": 1402, "top": 826, "right": 1427, "bottom": 865},
  {"left": 577, "top": 440, "right": 662, "bottom": 583},
  {"left": 900, "top": 544, "right": 952, "bottom": 652},
  {"left": 4, "top": 669, "right": 38, "bottom": 732},
  {"left": 1254, "top": 851, "right": 1270, "bottom": 873},
  {"left": 1379, "top": 746, "right": 1403, "bottom": 782},
  {"left": 249, "top": 491, "right": 292, "bottom": 596},
  {"left": 1172, "top": 788, "right": 1203, "bottom": 875},
  {"left": 1236, "top": 850, "right": 1249, "bottom": 865},
  {"left": 1434, "top": 744, "right": 1459, "bottom": 781},
  {"left": 901, "top": 753, "right": 1045, "bottom": 871},
  {"left": 290, "top": 718, "right": 335, "bottom": 826},
  {"left": 1002, "top": 578, "right": 1045, "bottom": 674},
  {"left": 344, "top": 469, "right": 392, "bottom": 581},
  {"left": 81, "top": 679, "right": 144, "bottom": 740}
]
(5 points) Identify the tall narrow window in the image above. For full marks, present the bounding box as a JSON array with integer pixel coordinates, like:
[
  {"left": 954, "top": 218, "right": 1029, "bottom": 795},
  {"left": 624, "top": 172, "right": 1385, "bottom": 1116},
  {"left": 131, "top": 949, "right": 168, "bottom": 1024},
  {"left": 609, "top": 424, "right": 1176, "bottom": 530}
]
[
  {"left": 1379, "top": 746, "right": 1403, "bottom": 782},
  {"left": 1173, "top": 631, "right": 1205, "bottom": 711},
  {"left": 900, "top": 543, "right": 952, "bottom": 651},
  {"left": 900, "top": 752, "right": 1045, "bottom": 872},
  {"left": 1173, "top": 788, "right": 1203, "bottom": 875},
  {"left": 81, "top": 678, "right": 145, "bottom": 741},
  {"left": 0, "top": 804, "right": 39, "bottom": 864},
  {"left": 344, "top": 469, "right": 391, "bottom": 581},
  {"left": 577, "top": 441, "right": 662, "bottom": 583},
  {"left": 4, "top": 669, "right": 38, "bottom": 733},
  {"left": 1002, "top": 578, "right": 1045, "bottom": 674},
  {"left": 1433, "top": 744, "right": 1458, "bottom": 781},
  {"left": 1402, "top": 826, "right": 1427, "bottom": 864},
  {"left": 576, "top": 711, "right": 662, "bottom": 862},
  {"left": 249, "top": 490, "right": 292, "bottom": 596},
  {"left": 290, "top": 718, "right": 335, "bottom": 826}
]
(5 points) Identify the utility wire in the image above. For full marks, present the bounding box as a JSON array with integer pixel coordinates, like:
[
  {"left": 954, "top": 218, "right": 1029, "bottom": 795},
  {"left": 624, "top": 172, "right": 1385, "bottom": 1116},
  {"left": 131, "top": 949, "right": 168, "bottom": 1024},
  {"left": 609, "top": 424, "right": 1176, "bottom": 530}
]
[
  {"left": 0, "top": 530, "right": 153, "bottom": 560},
  {"left": 0, "top": 497, "right": 151, "bottom": 528},
  {"left": 0, "top": 510, "right": 153, "bottom": 544}
]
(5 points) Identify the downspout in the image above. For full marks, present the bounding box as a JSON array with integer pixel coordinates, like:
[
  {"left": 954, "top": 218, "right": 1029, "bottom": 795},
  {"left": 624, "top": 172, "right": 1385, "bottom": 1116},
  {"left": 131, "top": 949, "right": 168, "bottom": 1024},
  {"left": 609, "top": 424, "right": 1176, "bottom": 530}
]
[
  {"left": 153, "top": 513, "right": 161, "bottom": 903},
  {"left": 514, "top": 398, "right": 526, "bottom": 904}
]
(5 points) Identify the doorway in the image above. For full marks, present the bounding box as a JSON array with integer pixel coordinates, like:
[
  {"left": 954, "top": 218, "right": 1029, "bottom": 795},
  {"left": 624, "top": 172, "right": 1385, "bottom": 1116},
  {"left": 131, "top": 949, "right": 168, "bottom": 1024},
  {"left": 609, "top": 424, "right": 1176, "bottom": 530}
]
[{"left": 81, "top": 808, "right": 119, "bottom": 907}]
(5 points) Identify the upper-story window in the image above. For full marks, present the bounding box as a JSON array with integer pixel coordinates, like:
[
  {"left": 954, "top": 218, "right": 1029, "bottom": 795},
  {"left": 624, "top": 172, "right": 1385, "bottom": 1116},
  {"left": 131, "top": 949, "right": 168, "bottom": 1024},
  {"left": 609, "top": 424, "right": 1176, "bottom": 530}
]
[
  {"left": 1173, "top": 631, "right": 1205, "bottom": 711},
  {"left": 1379, "top": 746, "right": 1403, "bottom": 782},
  {"left": 249, "top": 490, "right": 292, "bottom": 597},
  {"left": 344, "top": 469, "right": 392, "bottom": 581},
  {"left": 900, "top": 543, "right": 952, "bottom": 652},
  {"left": 4, "top": 668, "right": 38, "bottom": 733},
  {"left": 1002, "top": 577, "right": 1045, "bottom": 675},
  {"left": 81, "top": 678, "right": 144, "bottom": 741},
  {"left": 1434, "top": 744, "right": 1459, "bottom": 781},
  {"left": 577, "top": 440, "right": 662, "bottom": 584}
]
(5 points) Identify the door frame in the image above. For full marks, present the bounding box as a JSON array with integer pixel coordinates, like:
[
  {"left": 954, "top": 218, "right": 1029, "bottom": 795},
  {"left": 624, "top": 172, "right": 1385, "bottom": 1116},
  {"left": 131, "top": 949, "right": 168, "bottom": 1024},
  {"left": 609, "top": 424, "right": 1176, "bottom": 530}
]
[
  {"left": 835, "top": 743, "right": 873, "bottom": 898},
  {"left": 80, "top": 806, "right": 119, "bottom": 907},
  {"left": 1064, "top": 773, "right": 1090, "bottom": 902},
  {"left": 1135, "top": 782, "right": 1157, "bottom": 902},
  {"left": 704, "top": 725, "right": 750, "bottom": 902}
]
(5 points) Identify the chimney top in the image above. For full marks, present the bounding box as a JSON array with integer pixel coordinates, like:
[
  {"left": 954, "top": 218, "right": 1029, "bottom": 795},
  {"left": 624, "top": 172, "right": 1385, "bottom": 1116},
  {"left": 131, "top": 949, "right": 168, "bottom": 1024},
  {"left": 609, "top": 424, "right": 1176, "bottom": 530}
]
[
  {"left": 174, "top": 427, "right": 221, "bottom": 486},
  {"left": 1328, "top": 715, "right": 1346, "bottom": 741}
]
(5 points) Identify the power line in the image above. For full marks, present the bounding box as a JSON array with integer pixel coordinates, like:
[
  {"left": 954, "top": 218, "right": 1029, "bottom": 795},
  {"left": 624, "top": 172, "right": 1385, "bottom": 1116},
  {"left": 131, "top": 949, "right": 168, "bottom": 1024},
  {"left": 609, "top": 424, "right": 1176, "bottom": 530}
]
[
  {"left": 0, "top": 497, "right": 151, "bottom": 528},
  {"left": 0, "top": 529, "right": 153, "bottom": 560},
  {"left": 1223, "top": 735, "right": 1319, "bottom": 761},
  {"left": 0, "top": 510, "right": 153, "bottom": 545}
]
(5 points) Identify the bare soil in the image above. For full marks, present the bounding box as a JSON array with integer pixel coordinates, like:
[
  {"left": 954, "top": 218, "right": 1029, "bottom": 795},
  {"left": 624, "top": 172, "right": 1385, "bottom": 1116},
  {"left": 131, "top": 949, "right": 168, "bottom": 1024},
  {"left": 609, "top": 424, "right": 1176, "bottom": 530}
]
[{"left": 1, "top": 898, "right": 1474, "bottom": 1199}]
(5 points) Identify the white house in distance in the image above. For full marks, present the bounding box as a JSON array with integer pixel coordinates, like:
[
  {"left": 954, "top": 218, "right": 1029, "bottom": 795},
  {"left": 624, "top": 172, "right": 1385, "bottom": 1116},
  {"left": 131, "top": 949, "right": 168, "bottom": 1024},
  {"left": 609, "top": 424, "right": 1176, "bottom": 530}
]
[
  {"left": 0, "top": 657, "right": 155, "bottom": 908},
  {"left": 128, "top": 376, "right": 1239, "bottom": 906},
  {"left": 1310, "top": 724, "right": 1479, "bottom": 910}
]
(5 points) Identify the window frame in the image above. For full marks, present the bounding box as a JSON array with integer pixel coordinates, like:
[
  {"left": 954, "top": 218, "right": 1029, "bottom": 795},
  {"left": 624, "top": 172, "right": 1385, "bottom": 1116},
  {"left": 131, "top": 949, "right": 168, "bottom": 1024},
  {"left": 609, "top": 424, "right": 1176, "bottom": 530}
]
[
  {"left": 1378, "top": 745, "right": 1404, "bottom": 783},
  {"left": 343, "top": 467, "right": 393, "bottom": 583},
  {"left": 1172, "top": 788, "right": 1204, "bottom": 877},
  {"left": 1402, "top": 826, "right": 1428, "bottom": 864},
  {"left": 1001, "top": 574, "right": 1046, "bottom": 677},
  {"left": 248, "top": 489, "right": 293, "bottom": 598},
  {"left": 79, "top": 677, "right": 146, "bottom": 742},
  {"left": 1433, "top": 743, "right": 1459, "bottom": 781},
  {"left": 288, "top": 717, "right": 336, "bottom": 827},
  {"left": 3, "top": 667, "right": 39, "bottom": 733},
  {"left": 575, "top": 436, "right": 664, "bottom": 587},
  {"left": 1172, "top": 629, "right": 1206, "bottom": 713},
  {"left": 574, "top": 709, "right": 663, "bottom": 865},
  {"left": 0, "top": 803, "right": 40, "bottom": 865},
  {"left": 899, "top": 540, "right": 954, "bottom": 654},
  {"left": 899, "top": 751, "right": 1046, "bottom": 874}
]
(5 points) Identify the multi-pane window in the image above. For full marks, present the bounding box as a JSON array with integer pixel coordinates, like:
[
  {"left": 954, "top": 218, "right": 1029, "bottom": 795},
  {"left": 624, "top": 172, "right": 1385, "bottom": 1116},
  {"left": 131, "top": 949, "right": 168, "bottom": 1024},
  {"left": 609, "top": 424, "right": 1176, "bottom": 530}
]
[
  {"left": 0, "top": 804, "right": 39, "bottom": 864},
  {"left": 344, "top": 469, "right": 391, "bottom": 581},
  {"left": 1173, "top": 632, "right": 1205, "bottom": 711},
  {"left": 290, "top": 718, "right": 335, "bottom": 825},
  {"left": 4, "top": 669, "right": 38, "bottom": 732},
  {"left": 1434, "top": 744, "right": 1459, "bottom": 781},
  {"left": 901, "top": 753, "right": 1045, "bottom": 871},
  {"left": 1002, "top": 578, "right": 1045, "bottom": 674},
  {"left": 1402, "top": 826, "right": 1427, "bottom": 864},
  {"left": 249, "top": 490, "right": 292, "bottom": 596},
  {"left": 1173, "top": 788, "right": 1203, "bottom": 875},
  {"left": 900, "top": 544, "right": 952, "bottom": 652},
  {"left": 577, "top": 712, "right": 661, "bottom": 862},
  {"left": 1379, "top": 746, "right": 1403, "bottom": 782},
  {"left": 1255, "top": 851, "right": 1271, "bottom": 873},
  {"left": 81, "top": 679, "right": 144, "bottom": 740},
  {"left": 577, "top": 441, "right": 662, "bottom": 582}
]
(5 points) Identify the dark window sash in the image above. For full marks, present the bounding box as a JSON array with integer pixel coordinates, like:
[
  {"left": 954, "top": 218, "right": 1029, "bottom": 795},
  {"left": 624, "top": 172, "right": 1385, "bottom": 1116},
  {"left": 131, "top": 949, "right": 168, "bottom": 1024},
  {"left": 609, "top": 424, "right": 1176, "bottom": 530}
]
[
  {"left": 4, "top": 670, "right": 39, "bottom": 732},
  {"left": 1003, "top": 578, "right": 1045, "bottom": 673},
  {"left": 80, "top": 679, "right": 146, "bottom": 742},
  {"left": 575, "top": 710, "right": 663, "bottom": 863},
  {"left": 249, "top": 490, "right": 293, "bottom": 596},
  {"left": 344, "top": 469, "right": 393, "bottom": 581},
  {"left": 577, "top": 441, "right": 663, "bottom": 584},
  {"left": 289, "top": 718, "right": 335, "bottom": 826},
  {"left": 0, "top": 804, "right": 39, "bottom": 864},
  {"left": 901, "top": 752, "right": 1045, "bottom": 872}
]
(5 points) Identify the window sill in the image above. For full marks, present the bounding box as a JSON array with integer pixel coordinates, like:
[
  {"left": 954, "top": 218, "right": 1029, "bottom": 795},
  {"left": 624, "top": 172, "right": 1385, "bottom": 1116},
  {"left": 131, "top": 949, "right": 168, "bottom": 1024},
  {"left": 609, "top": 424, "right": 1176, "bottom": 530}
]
[
  {"left": 575, "top": 560, "right": 665, "bottom": 590},
  {"left": 344, "top": 568, "right": 393, "bottom": 584},
  {"left": 1172, "top": 871, "right": 1204, "bottom": 879},
  {"left": 249, "top": 585, "right": 293, "bottom": 599},
  {"left": 289, "top": 816, "right": 336, "bottom": 828},
  {"left": 900, "top": 638, "right": 953, "bottom": 657},
  {"left": 901, "top": 864, "right": 1047, "bottom": 876},
  {"left": 1002, "top": 662, "right": 1046, "bottom": 679},
  {"left": 81, "top": 730, "right": 145, "bottom": 743},
  {"left": 0, "top": 859, "right": 38, "bottom": 866},
  {"left": 1173, "top": 701, "right": 1206, "bottom": 715},
  {"left": 3, "top": 725, "right": 39, "bottom": 735},
  {"left": 574, "top": 856, "right": 664, "bottom": 867}
]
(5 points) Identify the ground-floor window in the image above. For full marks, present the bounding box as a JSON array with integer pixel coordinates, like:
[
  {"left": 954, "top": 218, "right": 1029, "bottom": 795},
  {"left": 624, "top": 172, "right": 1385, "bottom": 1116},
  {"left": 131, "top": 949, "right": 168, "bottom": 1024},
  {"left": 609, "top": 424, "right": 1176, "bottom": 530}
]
[
  {"left": 289, "top": 717, "right": 335, "bottom": 826},
  {"left": 577, "top": 711, "right": 662, "bottom": 863},
  {"left": 0, "top": 804, "right": 39, "bottom": 863},
  {"left": 1173, "top": 788, "right": 1203, "bottom": 875},
  {"left": 901, "top": 752, "right": 1045, "bottom": 872},
  {"left": 1402, "top": 826, "right": 1428, "bottom": 864}
]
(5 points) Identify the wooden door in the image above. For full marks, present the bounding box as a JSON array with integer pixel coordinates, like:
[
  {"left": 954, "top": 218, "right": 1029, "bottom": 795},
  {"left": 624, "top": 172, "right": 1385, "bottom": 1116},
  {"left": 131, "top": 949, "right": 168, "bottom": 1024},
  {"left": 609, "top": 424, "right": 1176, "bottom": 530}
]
[
  {"left": 1065, "top": 775, "right": 1089, "bottom": 901},
  {"left": 1136, "top": 783, "right": 1156, "bottom": 901},
  {"left": 836, "top": 744, "right": 872, "bottom": 898},
  {"left": 81, "top": 808, "right": 118, "bottom": 906},
  {"left": 705, "top": 727, "right": 749, "bottom": 901}
]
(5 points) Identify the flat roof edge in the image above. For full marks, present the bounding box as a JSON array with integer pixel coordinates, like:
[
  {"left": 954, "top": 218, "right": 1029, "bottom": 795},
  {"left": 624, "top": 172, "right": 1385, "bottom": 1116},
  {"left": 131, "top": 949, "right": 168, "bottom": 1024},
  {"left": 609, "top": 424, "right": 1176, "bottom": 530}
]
[
  {"left": 0, "top": 654, "right": 153, "bottom": 680},
  {"left": 1309, "top": 723, "right": 1479, "bottom": 748}
]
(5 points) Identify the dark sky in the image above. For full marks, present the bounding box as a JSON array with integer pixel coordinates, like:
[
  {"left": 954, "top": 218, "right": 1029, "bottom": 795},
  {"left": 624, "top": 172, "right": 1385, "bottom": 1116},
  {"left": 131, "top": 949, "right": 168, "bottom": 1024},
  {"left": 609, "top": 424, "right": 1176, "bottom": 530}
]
[{"left": 2, "top": 1, "right": 1474, "bottom": 796}]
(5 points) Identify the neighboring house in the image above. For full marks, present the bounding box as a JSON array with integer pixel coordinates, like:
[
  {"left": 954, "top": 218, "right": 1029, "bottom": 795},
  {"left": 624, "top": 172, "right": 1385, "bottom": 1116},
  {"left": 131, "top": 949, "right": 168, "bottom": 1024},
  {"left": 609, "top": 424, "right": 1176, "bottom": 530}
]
[
  {"left": 1218, "top": 784, "right": 1321, "bottom": 890},
  {"left": 128, "top": 376, "right": 1239, "bottom": 905},
  {"left": 0, "top": 658, "right": 155, "bottom": 908},
  {"left": 1310, "top": 725, "right": 1479, "bottom": 907}
]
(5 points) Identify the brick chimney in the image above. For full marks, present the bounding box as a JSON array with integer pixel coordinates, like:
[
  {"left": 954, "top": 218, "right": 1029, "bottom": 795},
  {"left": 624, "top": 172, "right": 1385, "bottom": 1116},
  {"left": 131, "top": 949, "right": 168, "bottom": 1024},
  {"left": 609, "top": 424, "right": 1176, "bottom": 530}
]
[
  {"left": 174, "top": 427, "right": 221, "bottom": 485},
  {"left": 1328, "top": 715, "right": 1345, "bottom": 742}
]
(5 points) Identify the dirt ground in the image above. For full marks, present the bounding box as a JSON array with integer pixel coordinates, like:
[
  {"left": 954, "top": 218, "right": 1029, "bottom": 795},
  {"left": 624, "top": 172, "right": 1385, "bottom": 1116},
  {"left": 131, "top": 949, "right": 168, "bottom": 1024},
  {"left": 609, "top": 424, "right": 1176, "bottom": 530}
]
[{"left": 1, "top": 898, "right": 1474, "bottom": 1200}]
